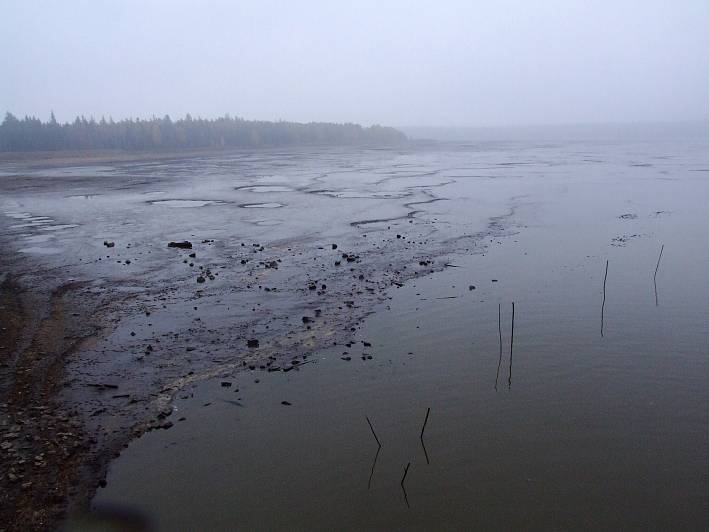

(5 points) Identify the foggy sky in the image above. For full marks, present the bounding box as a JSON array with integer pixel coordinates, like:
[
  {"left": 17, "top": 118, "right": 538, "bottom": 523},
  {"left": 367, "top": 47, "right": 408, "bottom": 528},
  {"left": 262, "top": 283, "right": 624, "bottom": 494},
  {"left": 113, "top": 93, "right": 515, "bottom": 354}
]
[{"left": 2, "top": 0, "right": 709, "bottom": 127}]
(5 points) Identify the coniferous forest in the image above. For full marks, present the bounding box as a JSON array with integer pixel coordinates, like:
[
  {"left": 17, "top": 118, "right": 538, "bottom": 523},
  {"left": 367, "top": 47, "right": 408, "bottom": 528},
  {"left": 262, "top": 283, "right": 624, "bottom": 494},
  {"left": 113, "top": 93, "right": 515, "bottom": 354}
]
[{"left": 0, "top": 112, "right": 406, "bottom": 152}]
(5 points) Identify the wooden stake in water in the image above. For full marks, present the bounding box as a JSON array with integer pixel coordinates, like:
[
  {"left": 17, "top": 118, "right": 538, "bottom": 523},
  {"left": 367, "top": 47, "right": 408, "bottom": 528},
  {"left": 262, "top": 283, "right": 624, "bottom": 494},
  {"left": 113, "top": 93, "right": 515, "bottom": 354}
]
[
  {"left": 654, "top": 244, "right": 664, "bottom": 306},
  {"left": 366, "top": 416, "right": 381, "bottom": 448},
  {"left": 601, "top": 260, "right": 609, "bottom": 337},
  {"left": 420, "top": 407, "right": 431, "bottom": 464},
  {"left": 495, "top": 303, "right": 503, "bottom": 391},
  {"left": 401, "top": 462, "right": 411, "bottom": 486},
  {"left": 508, "top": 301, "right": 514, "bottom": 389}
]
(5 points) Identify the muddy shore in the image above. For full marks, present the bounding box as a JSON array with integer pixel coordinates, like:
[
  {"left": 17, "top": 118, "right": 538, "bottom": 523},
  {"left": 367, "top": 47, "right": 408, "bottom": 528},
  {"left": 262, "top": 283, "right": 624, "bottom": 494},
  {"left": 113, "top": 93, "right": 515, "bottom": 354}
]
[
  {"left": 0, "top": 145, "right": 517, "bottom": 531},
  {"left": 3, "top": 138, "right": 709, "bottom": 530}
]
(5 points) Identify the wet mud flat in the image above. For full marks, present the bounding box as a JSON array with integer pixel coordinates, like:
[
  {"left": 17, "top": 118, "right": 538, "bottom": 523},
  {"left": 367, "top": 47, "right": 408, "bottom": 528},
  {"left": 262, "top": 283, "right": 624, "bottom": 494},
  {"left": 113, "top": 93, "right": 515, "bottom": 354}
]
[
  {"left": 0, "top": 144, "right": 514, "bottom": 530},
  {"left": 2, "top": 141, "right": 709, "bottom": 530}
]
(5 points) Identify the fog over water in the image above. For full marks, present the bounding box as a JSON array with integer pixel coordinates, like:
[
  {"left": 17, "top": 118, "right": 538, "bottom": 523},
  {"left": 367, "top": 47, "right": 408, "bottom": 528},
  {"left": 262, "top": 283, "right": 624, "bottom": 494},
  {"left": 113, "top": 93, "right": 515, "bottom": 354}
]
[{"left": 2, "top": 0, "right": 709, "bottom": 127}]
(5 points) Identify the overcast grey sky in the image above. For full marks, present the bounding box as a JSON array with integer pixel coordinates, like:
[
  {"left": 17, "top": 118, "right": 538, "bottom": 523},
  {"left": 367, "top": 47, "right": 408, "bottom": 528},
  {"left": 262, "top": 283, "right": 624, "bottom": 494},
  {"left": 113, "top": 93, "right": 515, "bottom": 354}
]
[{"left": 2, "top": 0, "right": 708, "bottom": 127}]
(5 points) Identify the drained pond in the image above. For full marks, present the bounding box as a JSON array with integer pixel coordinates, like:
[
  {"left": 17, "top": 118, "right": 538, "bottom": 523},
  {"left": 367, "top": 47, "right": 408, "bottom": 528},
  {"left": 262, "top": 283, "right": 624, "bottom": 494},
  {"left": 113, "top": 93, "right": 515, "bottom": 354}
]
[{"left": 1, "top": 139, "right": 707, "bottom": 530}]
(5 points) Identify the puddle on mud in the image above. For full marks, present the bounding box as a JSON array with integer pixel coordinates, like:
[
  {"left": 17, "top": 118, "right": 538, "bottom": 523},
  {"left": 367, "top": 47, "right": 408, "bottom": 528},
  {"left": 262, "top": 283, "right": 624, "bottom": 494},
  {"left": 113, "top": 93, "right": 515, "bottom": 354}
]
[
  {"left": 235, "top": 185, "right": 293, "bottom": 193},
  {"left": 238, "top": 202, "right": 285, "bottom": 209},
  {"left": 149, "top": 199, "right": 227, "bottom": 208},
  {"left": 66, "top": 194, "right": 103, "bottom": 199},
  {"left": 243, "top": 219, "right": 283, "bottom": 226},
  {"left": 315, "top": 190, "right": 410, "bottom": 199}
]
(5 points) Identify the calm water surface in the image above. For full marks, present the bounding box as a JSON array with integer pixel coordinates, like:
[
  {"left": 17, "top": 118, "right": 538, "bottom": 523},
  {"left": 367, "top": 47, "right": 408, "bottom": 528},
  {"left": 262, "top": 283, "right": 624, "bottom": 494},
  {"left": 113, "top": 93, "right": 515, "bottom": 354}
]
[{"left": 91, "top": 138, "right": 709, "bottom": 531}]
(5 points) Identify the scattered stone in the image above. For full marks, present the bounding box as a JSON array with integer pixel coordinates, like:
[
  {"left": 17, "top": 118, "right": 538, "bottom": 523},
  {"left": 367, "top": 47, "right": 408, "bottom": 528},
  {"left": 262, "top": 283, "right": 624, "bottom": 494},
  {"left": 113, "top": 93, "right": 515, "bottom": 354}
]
[
  {"left": 196, "top": 276, "right": 206, "bottom": 283},
  {"left": 247, "top": 339, "right": 259, "bottom": 348},
  {"left": 281, "top": 401, "right": 292, "bottom": 406},
  {"left": 469, "top": 285, "right": 476, "bottom": 290},
  {"left": 103, "top": 241, "right": 115, "bottom": 247},
  {"left": 168, "top": 241, "right": 192, "bottom": 249},
  {"left": 221, "top": 381, "right": 232, "bottom": 387}
]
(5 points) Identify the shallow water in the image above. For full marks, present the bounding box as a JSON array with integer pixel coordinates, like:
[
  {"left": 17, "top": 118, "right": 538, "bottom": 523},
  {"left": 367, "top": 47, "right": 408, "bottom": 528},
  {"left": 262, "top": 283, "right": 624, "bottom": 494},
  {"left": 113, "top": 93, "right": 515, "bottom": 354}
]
[
  {"left": 2, "top": 140, "right": 708, "bottom": 530},
  {"left": 83, "top": 139, "right": 709, "bottom": 530}
]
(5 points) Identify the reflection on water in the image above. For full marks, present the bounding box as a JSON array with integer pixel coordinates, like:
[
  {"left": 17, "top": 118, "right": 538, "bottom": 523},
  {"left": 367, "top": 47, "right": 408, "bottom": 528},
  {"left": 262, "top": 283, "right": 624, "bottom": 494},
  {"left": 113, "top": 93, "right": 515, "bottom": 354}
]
[
  {"left": 654, "top": 243, "right": 664, "bottom": 306},
  {"left": 419, "top": 408, "right": 431, "bottom": 465}
]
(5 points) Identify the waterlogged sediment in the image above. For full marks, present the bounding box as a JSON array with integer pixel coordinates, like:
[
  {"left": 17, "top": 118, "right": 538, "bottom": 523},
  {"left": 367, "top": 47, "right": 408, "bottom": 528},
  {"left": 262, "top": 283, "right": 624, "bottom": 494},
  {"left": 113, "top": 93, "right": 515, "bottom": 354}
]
[{"left": 0, "top": 145, "right": 522, "bottom": 530}]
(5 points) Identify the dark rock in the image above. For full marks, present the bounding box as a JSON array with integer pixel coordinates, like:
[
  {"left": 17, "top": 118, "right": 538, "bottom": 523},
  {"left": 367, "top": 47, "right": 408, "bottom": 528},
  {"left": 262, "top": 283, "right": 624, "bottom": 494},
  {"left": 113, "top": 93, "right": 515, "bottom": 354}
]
[
  {"left": 221, "top": 381, "right": 232, "bottom": 387},
  {"left": 196, "top": 276, "right": 206, "bottom": 283},
  {"left": 168, "top": 241, "right": 193, "bottom": 249},
  {"left": 281, "top": 401, "right": 292, "bottom": 406},
  {"left": 247, "top": 339, "right": 259, "bottom": 348},
  {"left": 189, "top": 252, "right": 196, "bottom": 258},
  {"left": 469, "top": 285, "right": 476, "bottom": 290},
  {"left": 103, "top": 241, "right": 115, "bottom": 248},
  {"left": 331, "top": 244, "right": 338, "bottom": 249}
]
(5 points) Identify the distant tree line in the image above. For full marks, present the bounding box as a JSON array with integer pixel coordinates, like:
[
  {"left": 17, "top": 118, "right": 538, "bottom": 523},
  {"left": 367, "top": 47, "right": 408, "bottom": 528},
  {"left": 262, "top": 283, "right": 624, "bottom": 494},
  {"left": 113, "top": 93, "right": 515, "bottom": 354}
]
[{"left": 0, "top": 112, "right": 406, "bottom": 152}]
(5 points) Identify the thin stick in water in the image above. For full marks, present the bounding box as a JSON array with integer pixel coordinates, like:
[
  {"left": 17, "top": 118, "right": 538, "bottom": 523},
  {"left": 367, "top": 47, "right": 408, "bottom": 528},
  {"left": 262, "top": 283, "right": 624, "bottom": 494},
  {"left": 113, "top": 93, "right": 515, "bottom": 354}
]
[
  {"left": 420, "top": 407, "right": 431, "bottom": 464},
  {"left": 366, "top": 416, "right": 381, "bottom": 448},
  {"left": 420, "top": 407, "right": 430, "bottom": 439},
  {"left": 654, "top": 244, "right": 665, "bottom": 279},
  {"left": 495, "top": 303, "right": 502, "bottom": 391},
  {"left": 654, "top": 244, "right": 664, "bottom": 306},
  {"left": 601, "top": 260, "right": 609, "bottom": 337},
  {"left": 508, "top": 301, "right": 514, "bottom": 389},
  {"left": 401, "top": 462, "right": 411, "bottom": 487}
]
